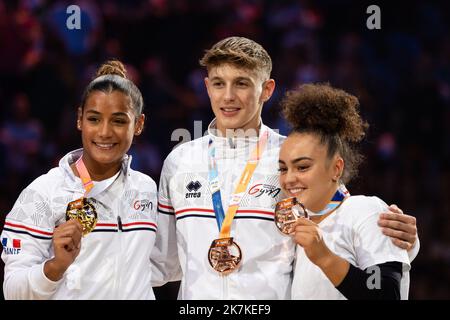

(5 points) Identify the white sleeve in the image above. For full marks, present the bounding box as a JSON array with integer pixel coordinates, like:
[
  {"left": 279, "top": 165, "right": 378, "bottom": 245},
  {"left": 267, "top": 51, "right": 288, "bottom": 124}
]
[
  {"left": 353, "top": 197, "right": 411, "bottom": 271},
  {"left": 408, "top": 235, "right": 420, "bottom": 262},
  {"left": 1, "top": 185, "right": 61, "bottom": 300},
  {"left": 150, "top": 157, "right": 182, "bottom": 287}
]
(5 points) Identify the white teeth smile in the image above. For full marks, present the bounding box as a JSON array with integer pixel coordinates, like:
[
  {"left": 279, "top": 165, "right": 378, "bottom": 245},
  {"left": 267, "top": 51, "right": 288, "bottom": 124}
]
[
  {"left": 222, "top": 108, "right": 239, "bottom": 112},
  {"left": 289, "top": 188, "right": 304, "bottom": 194},
  {"left": 94, "top": 143, "right": 114, "bottom": 148}
]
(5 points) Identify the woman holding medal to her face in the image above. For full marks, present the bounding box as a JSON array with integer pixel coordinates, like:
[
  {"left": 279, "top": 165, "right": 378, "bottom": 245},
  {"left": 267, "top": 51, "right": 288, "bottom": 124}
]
[
  {"left": 277, "top": 83, "right": 411, "bottom": 299},
  {"left": 1, "top": 60, "right": 166, "bottom": 299}
]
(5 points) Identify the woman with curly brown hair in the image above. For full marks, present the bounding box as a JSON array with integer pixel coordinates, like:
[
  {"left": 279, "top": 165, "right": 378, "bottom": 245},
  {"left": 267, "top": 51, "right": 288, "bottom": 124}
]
[{"left": 278, "top": 83, "right": 411, "bottom": 299}]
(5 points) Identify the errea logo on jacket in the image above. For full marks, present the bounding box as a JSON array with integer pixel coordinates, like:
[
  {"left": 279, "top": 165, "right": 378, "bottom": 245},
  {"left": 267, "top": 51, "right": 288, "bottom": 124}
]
[
  {"left": 185, "top": 181, "right": 202, "bottom": 198},
  {"left": 2, "top": 237, "right": 22, "bottom": 255}
]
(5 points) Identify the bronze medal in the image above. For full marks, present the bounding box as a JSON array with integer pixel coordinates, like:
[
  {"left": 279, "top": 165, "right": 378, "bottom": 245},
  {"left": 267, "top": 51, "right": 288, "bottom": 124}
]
[
  {"left": 66, "top": 197, "right": 98, "bottom": 236},
  {"left": 274, "top": 197, "right": 308, "bottom": 235},
  {"left": 208, "top": 237, "right": 242, "bottom": 275}
]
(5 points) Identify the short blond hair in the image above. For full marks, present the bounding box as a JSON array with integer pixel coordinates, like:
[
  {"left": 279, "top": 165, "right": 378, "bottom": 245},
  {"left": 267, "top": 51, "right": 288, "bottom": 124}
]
[{"left": 199, "top": 36, "right": 272, "bottom": 79}]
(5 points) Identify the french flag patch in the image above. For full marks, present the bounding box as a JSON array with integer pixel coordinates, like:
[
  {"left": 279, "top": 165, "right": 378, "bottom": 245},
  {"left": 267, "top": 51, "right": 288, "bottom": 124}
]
[
  {"left": 2, "top": 237, "right": 22, "bottom": 254},
  {"left": 13, "top": 238, "right": 21, "bottom": 248}
]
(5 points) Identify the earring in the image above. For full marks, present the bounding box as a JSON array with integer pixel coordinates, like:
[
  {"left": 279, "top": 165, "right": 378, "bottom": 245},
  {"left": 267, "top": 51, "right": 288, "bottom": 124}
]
[{"left": 77, "top": 121, "right": 81, "bottom": 129}]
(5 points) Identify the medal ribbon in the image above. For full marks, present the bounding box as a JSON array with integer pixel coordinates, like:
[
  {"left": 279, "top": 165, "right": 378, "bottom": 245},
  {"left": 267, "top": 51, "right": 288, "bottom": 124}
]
[
  {"left": 208, "top": 130, "right": 269, "bottom": 238},
  {"left": 75, "top": 156, "right": 94, "bottom": 197},
  {"left": 306, "top": 184, "right": 350, "bottom": 217}
]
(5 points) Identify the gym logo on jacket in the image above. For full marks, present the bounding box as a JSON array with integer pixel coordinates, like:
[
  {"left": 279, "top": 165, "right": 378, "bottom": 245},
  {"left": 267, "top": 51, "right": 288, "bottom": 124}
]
[
  {"left": 2, "top": 237, "right": 22, "bottom": 255},
  {"left": 248, "top": 183, "right": 281, "bottom": 199},
  {"left": 186, "top": 181, "right": 202, "bottom": 198},
  {"left": 133, "top": 199, "right": 153, "bottom": 212}
]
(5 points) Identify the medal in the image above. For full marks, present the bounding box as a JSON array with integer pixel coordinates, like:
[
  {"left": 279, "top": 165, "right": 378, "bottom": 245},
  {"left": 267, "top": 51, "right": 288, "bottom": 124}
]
[
  {"left": 275, "top": 186, "right": 350, "bottom": 235},
  {"left": 207, "top": 129, "right": 269, "bottom": 275},
  {"left": 65, "top": 155, "right": 98, "bottom": 236},
  {"left": 208, "top": 237, "right": 242, "bottom": 275},
  {"left": 274, "top": 197, "right": 308, "bottom": 235},
  {"left": 66, "top": 197, "right": 98, "bottom": 236}
]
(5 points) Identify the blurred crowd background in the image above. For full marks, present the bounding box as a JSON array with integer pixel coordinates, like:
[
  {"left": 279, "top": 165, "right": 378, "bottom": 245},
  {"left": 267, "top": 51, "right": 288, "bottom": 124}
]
[{"left": 0, "top": 0, "right": 449, "bottom": 300}]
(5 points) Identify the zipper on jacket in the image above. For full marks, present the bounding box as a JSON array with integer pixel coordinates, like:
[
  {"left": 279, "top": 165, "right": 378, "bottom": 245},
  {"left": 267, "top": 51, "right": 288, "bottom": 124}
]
[
  {"left": 117, "top": 216, "right": 123, "bottom": 231},
  {"left": 222, "top": 275, "right": 229, "bottom": 299},
  {"left": 115, "top": 214, "right": 123, "bottom": 298},
  {"left": 227, "top": 137, "right": 236, "bottom": 149}
]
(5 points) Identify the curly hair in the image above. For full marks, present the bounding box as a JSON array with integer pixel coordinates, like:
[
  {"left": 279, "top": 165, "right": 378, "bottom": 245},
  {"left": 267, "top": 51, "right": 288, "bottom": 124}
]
[
  {"left": 280, "top": 83, "right": 369, "bottom": 184},
  {"left": 199, "top": 36, "right": 272, "bottom": 79}
]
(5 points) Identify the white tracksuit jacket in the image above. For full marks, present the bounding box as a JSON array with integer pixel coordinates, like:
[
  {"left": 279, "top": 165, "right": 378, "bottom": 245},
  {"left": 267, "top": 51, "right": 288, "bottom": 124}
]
[
  {"left": 1, "top": 149, "right": 170, "bottom": 300},
  {"left": 156, "top": 120, "right": 296, "bottom": 299}
]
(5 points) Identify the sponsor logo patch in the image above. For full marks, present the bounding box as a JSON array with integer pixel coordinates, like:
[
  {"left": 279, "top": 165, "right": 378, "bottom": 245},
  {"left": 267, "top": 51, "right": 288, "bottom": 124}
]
[
  {"left": 248, "top": 183, "right": 281, "bottom": 198},
  {"left": 186, "top": 181, "right": 202, "bottom": 198},
  {"left": 133, "top": 199, "right": 153, "bottom": 211}
]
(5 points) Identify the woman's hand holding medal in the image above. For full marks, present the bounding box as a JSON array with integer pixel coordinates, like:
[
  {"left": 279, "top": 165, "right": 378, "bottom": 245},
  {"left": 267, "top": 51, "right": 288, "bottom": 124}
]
[
  {"left": 44, "top": 219, "right": 83, "bottom": 281},
  {"left": 43, "top": 157, "right": 99, "bottom": 281},
  {"left": 274, "top": 197, "right": 338, "bottom": 271},
  {"left": 275, "top": 186, "right": 349, "bottom": 270},
  {"left": 291, "top": 218, "right": 333, "bottom": 267}
]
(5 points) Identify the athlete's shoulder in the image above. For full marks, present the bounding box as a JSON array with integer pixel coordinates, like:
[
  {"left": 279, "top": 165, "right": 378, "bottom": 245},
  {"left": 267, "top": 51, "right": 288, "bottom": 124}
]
[
  {"left": 341, "top": 195, "right": 388, "bottom": 221},
  {"left": 9, "top": 167, "right": 64, "bottom": 209},
  {"left": 127, "top": 168, "right": 157, "bottom": 191},
  {"left": 161, "top": 135, "right": 208, "bottom": 174},
  {"left": 169, "top": 134, "right": 207, "bottom": 157},
  {"left": 30, "top": 167, "right": 64, "bottom": 192}
]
